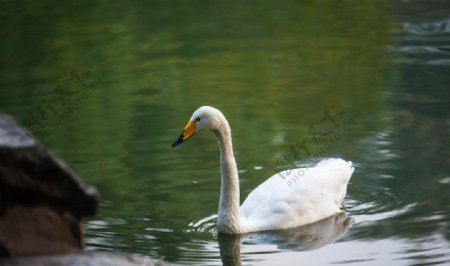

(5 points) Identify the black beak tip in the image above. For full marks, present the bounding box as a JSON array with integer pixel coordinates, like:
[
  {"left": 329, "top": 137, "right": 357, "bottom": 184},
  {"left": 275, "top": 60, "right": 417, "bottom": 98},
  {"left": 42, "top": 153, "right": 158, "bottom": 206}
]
[{"left": 172, "top": 135, "right": 183, "bottom": 147}]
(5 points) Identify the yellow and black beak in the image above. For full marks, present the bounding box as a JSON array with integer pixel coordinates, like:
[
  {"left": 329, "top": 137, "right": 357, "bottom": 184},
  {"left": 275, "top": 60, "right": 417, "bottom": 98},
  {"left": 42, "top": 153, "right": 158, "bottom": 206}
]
[{"left": 172, "top": 121, "right": 196, "bottom": 147}]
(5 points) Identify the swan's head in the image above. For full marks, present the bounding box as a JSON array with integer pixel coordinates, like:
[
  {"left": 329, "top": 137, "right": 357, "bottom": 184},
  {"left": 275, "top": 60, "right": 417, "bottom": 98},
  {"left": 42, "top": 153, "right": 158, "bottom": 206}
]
[{"left": 172, "top": 106, "right": 226, "bottom": 147}]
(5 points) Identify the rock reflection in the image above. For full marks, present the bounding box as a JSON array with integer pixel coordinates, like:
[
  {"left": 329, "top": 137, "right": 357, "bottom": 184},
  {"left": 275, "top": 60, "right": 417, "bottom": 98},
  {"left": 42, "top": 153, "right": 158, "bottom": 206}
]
[{"left": 218, "top": 212, "right": 351, "bottom": 266}]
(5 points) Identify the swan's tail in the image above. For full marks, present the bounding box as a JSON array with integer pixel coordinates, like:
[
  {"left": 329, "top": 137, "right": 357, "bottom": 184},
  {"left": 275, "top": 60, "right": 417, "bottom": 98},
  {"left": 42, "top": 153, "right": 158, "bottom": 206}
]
[
  {"left": 315, "top": 158, "right": 354, "bottom": 207},
  {"left": 316, "top": 158, "right": 354, "bottom": 176}
]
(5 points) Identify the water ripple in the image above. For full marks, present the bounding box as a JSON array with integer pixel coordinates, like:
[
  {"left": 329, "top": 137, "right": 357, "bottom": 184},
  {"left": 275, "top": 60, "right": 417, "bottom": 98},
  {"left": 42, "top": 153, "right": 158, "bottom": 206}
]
[
  {"left": 393, "top": 16, "right": 450, "bottom": 66},
  {"left": 345, "top": 182, "right": 417, "bottom": 227},
  {"left": 403, "top": 17, "right": 450, "bottom": 35},
  {"left": 187, "top": 214, "right": 218, "bottom": 235}
]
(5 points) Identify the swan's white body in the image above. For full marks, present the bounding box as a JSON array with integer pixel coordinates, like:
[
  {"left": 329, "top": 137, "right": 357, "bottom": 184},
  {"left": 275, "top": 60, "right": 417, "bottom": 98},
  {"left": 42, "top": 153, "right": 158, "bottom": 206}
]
[
  {"left": 172, "top": 106, "right": 354, "bottom": 234},
  {"left": 239, "top": 159, "right": 353, "bottom": 232}
]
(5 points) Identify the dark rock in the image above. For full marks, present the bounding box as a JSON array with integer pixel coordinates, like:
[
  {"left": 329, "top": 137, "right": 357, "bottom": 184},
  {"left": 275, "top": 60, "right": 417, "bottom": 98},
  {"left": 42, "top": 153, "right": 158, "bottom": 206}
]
[
  {"left": 0, "top": 113, "right": 98, "bottom": 257},
  {"left": 0, "top": 205, "right": 81, "bottom": 256}
]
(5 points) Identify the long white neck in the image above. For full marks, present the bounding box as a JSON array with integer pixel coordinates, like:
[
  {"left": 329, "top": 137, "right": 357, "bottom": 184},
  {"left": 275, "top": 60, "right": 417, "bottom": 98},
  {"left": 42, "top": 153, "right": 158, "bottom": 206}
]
[{"left": 213, "top": 119, "right": 242, "bottom": 234}]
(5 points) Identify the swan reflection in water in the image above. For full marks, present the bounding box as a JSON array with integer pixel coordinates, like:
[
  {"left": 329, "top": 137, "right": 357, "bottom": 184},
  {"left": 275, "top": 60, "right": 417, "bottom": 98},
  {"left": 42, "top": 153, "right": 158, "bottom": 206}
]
[{"left": 218, "top": 212, "right": 352, "bottom": 266}]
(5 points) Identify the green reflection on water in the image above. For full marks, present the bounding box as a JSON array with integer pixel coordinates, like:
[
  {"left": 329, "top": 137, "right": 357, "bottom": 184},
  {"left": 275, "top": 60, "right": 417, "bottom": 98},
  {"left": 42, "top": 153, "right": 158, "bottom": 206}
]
[{"left": 1, "top": 0, "right": 449, "bottom": 265}]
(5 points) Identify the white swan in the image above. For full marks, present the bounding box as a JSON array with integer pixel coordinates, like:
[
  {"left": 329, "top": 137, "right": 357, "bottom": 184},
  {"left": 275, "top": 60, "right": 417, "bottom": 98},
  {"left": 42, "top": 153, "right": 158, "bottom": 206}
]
[{"left": 172, "top": 106, "right": 354, "bottom": 234}]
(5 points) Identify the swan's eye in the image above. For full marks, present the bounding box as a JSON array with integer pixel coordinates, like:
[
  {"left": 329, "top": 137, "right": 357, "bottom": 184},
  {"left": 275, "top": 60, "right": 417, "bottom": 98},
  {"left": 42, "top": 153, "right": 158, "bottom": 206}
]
[{"left": 196, "top": 118, "right": 201, "bottom": 122}]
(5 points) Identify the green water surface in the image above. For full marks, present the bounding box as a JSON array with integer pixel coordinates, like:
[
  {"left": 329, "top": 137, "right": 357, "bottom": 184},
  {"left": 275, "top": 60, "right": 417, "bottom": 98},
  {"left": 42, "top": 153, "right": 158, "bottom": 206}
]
[{"left": 1, "top": 1, "right": 449, "bottom": 265}]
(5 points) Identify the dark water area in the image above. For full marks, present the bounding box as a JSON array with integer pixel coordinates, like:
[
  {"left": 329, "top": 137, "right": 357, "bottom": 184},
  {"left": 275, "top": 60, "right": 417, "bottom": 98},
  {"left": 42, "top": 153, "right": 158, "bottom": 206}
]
[{"left": 1, "top": 1, "right": 449, "bottom": 265}]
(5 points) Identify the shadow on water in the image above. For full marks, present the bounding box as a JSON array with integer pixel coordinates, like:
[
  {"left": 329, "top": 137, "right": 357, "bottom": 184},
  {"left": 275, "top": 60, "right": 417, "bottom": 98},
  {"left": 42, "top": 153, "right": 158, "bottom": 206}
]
[{"left": 218, "top": 212, "right": 351, "bottom": 266}]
